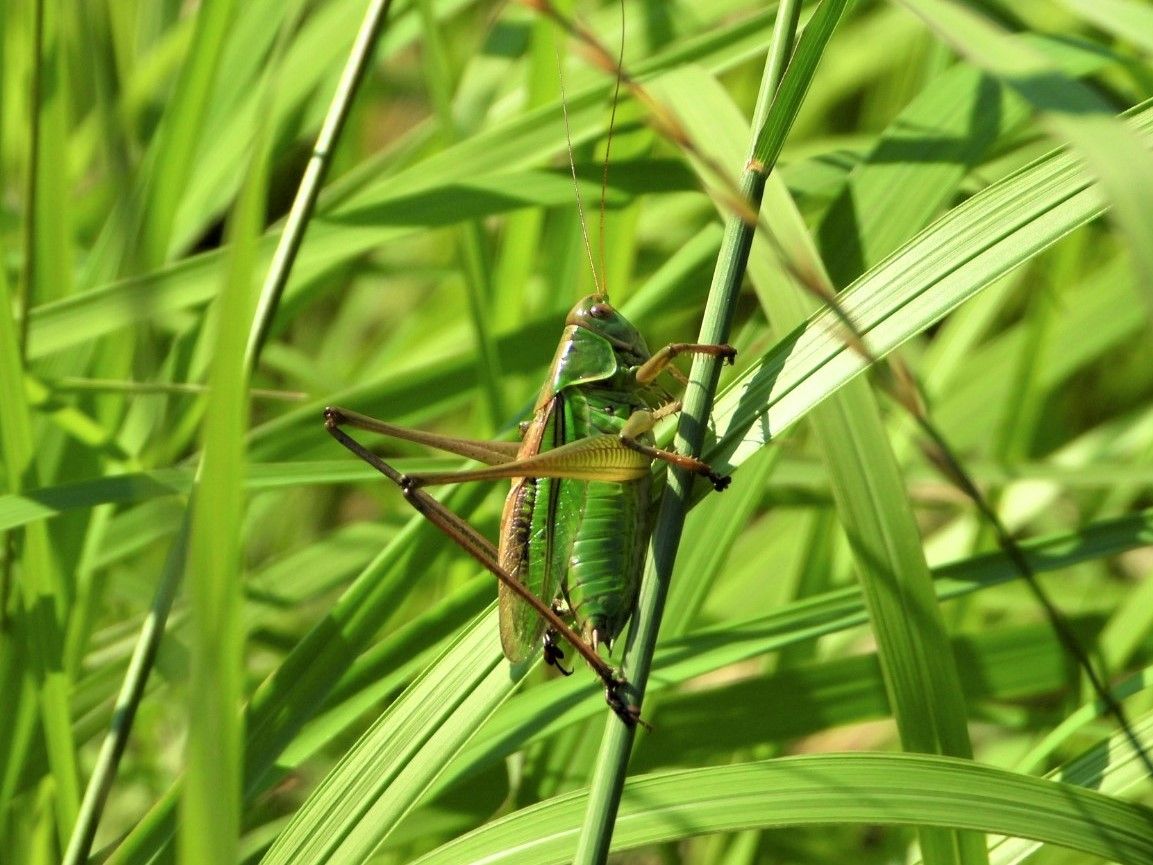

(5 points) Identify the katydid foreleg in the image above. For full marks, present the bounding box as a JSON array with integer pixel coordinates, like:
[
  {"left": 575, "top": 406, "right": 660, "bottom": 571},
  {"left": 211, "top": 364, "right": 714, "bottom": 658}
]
[{"left": 634, "top": 342, "right": 737, "bottom": 384}]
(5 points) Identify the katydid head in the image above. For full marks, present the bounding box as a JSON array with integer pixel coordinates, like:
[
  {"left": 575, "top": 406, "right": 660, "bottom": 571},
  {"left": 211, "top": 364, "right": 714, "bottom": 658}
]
[{"left": 566, "top": 294, "right": 651, "bottom": 361}]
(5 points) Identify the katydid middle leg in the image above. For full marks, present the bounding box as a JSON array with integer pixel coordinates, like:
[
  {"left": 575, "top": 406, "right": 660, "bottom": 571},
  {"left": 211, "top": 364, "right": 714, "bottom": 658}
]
[{"left": 617, "top": 408, "right": 731, "bottom": 491}]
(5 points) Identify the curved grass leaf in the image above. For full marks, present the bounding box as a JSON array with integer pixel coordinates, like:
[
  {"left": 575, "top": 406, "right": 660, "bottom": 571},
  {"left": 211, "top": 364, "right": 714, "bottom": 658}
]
[{"left": 408, "top": 753, "right": 1153, "bottom": 865}]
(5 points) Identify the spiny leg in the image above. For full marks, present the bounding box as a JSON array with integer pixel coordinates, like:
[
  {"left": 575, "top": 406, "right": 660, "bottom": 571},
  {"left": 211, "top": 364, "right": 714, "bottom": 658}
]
[
  {"left": 323, "top": 407, "right": 644, "bottom": 726},
  {"left": 622, "top": 438, "right": 731, "bottom": 491},
  {"left": 649, "top": 400, "right": 681, "bottom": 422},
  {"left": 635, "top": 342, "right": 737, "bottom": 385},
  {"left": 325, "top": 405, "right": 520, "bottom": 465},
  {"left": 618, "top": 409, "right": 731, "bottom": 491}
]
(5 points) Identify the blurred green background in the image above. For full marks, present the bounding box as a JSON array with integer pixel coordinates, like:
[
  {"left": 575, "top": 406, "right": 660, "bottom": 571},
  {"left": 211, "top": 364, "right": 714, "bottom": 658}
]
[{"left": 2, "top": 0, "right": 1153, "bottom": 863}]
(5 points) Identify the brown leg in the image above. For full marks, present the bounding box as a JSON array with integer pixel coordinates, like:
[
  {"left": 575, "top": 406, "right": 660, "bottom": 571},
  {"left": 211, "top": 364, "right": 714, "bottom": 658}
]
[
  {"left": 323, "top": 407, "right": 645, "bottom": 726},
  {"left": 619, "top": 436, "right": 730, "bottom": 491},
  {"left": 617, "top": 408, "right": 731, "bottom": 491},
  {"left": 635, "top": 342, "right": 736, "bottom": 384}
]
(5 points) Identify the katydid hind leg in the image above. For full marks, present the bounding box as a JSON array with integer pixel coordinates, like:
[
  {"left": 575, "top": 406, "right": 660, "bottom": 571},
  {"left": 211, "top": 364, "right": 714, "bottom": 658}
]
[
  {"left": 324, "top": 408, "right": 644, "bottom": 725},
  {"left": 403, "top": 433, "right": 652, "bottom": 488},
  {"left": 325, "top": 405, "right": 521, "bottom": 465},
  {"left": 395, "top": 424, "right": 731, "bottom": 492},
  {"left": 392, "top": 417, "right": 728, "bottom": 498},
  {"left": 325, "top": 409, "right": 504, "bottom": 570},
  {"left": 649, "top": 400, "right": 682, "bottom": 423}
]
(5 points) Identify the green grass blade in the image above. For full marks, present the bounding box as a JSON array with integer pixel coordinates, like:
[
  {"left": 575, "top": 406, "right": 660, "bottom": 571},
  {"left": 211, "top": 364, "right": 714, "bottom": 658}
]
[
  {"left": 708, "top": 99, "right": 1153, "bottom": 471},
  {"left": 576, "top": 2, "right": 850, "bottom": 862},
  {"left": 178, "top": 25, "right": 272, "bottom": 864},
  {"left": 0, "top": 211, "right": 79, "bottom": 854},
  {"left": 243, "top": 0, "right": 398, "bottom": 370},
  {"left": 409, "top": 753, "right": 1153, "bottom": 865},
  {"left": 258, "top": 609, "right": 514, "bottom": 865},
  {"left": 1061, "top": 0, "right": 1153, "bottom": 54},
  {"left": 2, "top": 0, "right": 80, "bottom": 849},
  {"left": 817, "top": 33, "right": 1119, "bottom": 285},
  {"left": 897, "top": 0, "right": 1153, "bottom": 318},
  {"left": 136, "top": 0, "right": 238, "bottom": 267}
]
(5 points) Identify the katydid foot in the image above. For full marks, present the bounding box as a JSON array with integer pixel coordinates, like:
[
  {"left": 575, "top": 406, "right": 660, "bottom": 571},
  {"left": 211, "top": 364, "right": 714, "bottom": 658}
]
[
  {"left": 543, "top": 630, "right": 573, "bottom": 676},
  {"left": 604, "top": 677, "right": 651, "bottom": 731}
]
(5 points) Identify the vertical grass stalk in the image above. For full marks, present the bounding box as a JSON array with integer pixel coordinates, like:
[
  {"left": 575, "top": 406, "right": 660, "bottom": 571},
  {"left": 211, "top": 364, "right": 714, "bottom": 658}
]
[
  {"left": 573, "top": 1, "right": 810, "bottom": 861},
  {"left": 63, "top": 3, "right": 396, "bottom": 862}
]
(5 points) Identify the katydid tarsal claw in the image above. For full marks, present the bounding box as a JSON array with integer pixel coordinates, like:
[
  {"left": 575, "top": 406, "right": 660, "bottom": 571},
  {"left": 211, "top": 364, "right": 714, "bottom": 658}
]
[{"left": 325, "top": 295, "right": 734, "bottom": 726}]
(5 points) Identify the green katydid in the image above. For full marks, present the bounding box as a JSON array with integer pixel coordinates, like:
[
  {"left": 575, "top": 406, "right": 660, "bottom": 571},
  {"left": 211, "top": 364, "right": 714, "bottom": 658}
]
[{"left": 324, "top": 295, "right": 734, "bottom": 725}]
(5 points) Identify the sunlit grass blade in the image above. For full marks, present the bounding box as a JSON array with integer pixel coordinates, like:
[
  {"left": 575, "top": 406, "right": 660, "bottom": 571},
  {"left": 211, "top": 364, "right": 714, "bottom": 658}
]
[
  {"left": 709, "top": 99, "right": 1153, "bottom": 470},
  {"left": 259, "top": 609, "right": 515, "bottom": 865},
  {"left": 897, "top": 0, "right": 1153, "bottom": 317},
  {"left": 408, "top": 752, "right": 1153, "bottom": 865}
]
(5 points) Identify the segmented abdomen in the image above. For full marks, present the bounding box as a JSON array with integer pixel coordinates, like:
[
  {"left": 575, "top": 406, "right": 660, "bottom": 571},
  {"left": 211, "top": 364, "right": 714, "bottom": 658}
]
[
  {"left": 497, "top": 356, "right": 666, "bottom": 663},
  {"left": 562, "top": 476, "right": 650, "bottom": 651}
]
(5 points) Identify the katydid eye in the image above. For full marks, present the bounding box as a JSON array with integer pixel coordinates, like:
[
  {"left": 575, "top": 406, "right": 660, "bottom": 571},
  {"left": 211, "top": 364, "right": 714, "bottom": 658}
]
[{"left": 590, "top": 303, "right": 611, "bottom": 318}]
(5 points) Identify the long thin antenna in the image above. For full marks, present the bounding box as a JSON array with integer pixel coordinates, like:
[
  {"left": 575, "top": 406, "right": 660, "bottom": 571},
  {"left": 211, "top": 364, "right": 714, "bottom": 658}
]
[
  {"left": 557, "top": 46, "right": 603, "bottom": 298},
  {"left": 598, "top": 0, "right": 624, "bottom": 301}
]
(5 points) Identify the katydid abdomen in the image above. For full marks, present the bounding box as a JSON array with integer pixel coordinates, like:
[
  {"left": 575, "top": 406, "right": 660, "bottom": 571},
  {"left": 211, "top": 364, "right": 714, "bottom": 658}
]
[
  {"left": 563, "top": 476, "right": 649, "bottom": 652},
  {"left": 499, "top": 467, "right": 648, "bottom": 663},
  {"left": 498, "top": 376, "right": 654, "bottom": 664}
]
